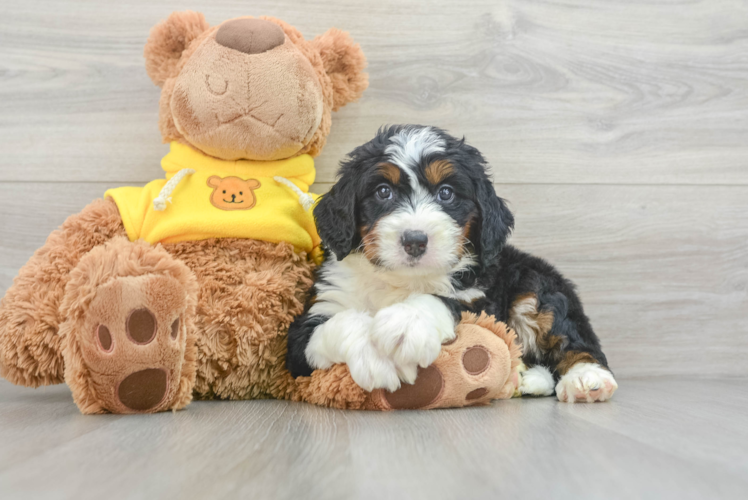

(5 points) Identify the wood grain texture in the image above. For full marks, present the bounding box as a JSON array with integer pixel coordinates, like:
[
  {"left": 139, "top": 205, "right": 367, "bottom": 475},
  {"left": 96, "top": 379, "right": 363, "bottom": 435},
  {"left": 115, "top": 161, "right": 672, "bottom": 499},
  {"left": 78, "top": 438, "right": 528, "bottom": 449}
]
[
  {"left": 1, "top": 0, "right": 748, "bottom": 184},
  {"left": 0, "top": 378, "right": 747, "bottom": 500},
  {"left": 1, "top": 182, "right": 746, "bottom": 377}
]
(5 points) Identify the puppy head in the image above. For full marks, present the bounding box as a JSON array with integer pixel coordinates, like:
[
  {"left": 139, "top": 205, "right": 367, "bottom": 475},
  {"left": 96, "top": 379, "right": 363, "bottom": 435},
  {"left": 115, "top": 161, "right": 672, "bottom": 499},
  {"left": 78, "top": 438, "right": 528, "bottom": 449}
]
[{"left": 314, "top": 125, "right": 514, "bottom": 274}]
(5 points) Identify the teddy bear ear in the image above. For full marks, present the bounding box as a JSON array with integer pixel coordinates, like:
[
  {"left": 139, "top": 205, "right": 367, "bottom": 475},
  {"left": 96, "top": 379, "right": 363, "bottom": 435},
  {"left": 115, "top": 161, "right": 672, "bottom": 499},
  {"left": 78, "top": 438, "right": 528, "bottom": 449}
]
[
  {"left": 144, "top": 11, "right": 210, "bottom": 87},
  {"left": 311, "top": 29, "right": 368, "bottom": 111}
]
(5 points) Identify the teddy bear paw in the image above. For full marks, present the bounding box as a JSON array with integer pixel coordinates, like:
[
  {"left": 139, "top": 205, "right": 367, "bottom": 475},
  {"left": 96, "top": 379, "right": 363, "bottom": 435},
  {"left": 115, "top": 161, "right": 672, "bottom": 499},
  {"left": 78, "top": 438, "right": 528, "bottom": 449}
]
[{"left": 71, "top": 274, "right": 193, "bottom": 413}]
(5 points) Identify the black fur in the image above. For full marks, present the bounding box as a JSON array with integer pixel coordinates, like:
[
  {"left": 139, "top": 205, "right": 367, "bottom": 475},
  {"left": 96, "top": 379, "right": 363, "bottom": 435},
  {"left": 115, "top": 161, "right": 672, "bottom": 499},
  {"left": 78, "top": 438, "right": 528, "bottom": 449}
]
[{"left": 287, "top": 125, "right": 610, "bottom": 384}]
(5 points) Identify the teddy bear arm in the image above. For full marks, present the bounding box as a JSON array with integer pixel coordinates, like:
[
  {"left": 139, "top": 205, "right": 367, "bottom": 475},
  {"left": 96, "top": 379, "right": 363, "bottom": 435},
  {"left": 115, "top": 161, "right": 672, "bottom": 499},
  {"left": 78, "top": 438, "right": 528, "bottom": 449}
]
[{"left": 0, "top": 198, "right": 126, "bottom": 387}]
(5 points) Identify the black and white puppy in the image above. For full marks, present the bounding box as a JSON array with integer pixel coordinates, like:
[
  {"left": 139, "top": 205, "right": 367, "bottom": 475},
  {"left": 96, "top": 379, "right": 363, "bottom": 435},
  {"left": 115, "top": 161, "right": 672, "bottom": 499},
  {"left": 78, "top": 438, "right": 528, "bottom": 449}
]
[{"left": 287, "top": 125, "right": 617, "bottom": 403}]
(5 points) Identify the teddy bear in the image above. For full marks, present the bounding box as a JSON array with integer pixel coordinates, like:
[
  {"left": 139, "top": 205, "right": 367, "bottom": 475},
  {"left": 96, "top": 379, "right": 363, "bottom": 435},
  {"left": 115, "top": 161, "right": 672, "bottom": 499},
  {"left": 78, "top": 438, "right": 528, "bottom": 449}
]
[{"left": 0, "top": 11, "right": 522, "bottom": 414}]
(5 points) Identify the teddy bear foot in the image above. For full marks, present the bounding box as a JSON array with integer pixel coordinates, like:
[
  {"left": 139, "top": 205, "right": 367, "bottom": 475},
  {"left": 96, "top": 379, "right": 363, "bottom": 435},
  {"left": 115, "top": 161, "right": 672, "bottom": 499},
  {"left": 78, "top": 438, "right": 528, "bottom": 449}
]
[
  {"left": 366, "top": 312, "right": 523, "bottom": 410},
  {"left": 59, "top": 237, "right": 199, "bottom": 414}
]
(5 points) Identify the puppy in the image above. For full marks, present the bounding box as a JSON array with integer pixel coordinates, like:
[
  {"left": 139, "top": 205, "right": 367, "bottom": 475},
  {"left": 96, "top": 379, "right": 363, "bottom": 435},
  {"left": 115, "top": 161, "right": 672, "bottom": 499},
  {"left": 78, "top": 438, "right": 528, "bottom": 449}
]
[{"left": 287, "top": 125, "right": 617, "bottom": 403}]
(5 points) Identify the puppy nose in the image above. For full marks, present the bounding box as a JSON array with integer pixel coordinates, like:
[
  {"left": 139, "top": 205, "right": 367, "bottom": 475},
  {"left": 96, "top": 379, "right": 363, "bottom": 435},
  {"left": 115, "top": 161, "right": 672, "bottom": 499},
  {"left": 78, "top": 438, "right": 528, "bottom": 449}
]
[
  {"left": 215, "top": 18, "right": 285, "bottom": 55},
  {"left": 401, "top": 231, "right": 428, "bottom": 258}
]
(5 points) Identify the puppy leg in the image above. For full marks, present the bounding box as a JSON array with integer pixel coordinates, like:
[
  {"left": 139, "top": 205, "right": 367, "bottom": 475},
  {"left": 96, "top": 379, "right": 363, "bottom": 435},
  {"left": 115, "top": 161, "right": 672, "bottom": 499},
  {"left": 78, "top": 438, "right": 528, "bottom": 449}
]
[
  {"left": 507, "top": 290, "right": 617, "bottom": 403},
  {"left": 304, "top": 310, "right": 400, "bottom": 392},
  {"left": 370, "top": 294, "right": 455, "bottom": 385}
]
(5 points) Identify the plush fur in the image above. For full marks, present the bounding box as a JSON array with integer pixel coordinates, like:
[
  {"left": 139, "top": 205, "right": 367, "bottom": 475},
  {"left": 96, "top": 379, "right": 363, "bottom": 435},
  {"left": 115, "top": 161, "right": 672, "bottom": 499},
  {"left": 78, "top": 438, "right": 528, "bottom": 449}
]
[
  {"left": 287, "top": 125, "right": 618, "bottom": 403},
  {"left": 147, "top": 12, "right": 367, "bottom": 161},
  {"left": 0, "top": 12, "right": 367, "bottom": 414}
]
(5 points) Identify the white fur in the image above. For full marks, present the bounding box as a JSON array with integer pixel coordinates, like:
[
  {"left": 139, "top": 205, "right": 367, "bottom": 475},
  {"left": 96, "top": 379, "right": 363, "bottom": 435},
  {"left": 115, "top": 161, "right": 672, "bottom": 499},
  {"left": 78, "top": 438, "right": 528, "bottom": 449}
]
[
  {"left": 304, "top": 309, "right": 400, "bottom": 391},
  {"left": 306, "top": 254, "right": 468, "bottom": 390},
  {"left": 376, "top": 198, "right": 466, "bottom": 271},
  {"left": 519, "top": 365, "right": 555, "bottom": 396},
  {"left": 384, "top": 127, "right": 445, "bottom": 192},
  {"left": 309, "top": 253, "right": 481, "bottom": 318},
  {"left": 369, "top": 294, "right": 455, "bottom": 384},
  {"left": 556, "top": 363, "right": 618, "bottom": 403}
]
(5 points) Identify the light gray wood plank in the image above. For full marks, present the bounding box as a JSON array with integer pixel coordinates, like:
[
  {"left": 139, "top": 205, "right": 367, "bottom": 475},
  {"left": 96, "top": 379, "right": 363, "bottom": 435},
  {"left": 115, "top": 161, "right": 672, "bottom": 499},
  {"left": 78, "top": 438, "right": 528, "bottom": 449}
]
[
  {"left": 559, "top": 377, "right": 748, "bottom": 476},
  {"left": 0, "top": 383, "right": 124, "bottom": 472},
  {"left": 1, "top": 182, "right": 746, "bottom": 377},
  {"left": 1, "top": 0, "right": 748, "bottom": 184},
  {"left": 0, "top": 378, "right": 746, "bottom": 500}
]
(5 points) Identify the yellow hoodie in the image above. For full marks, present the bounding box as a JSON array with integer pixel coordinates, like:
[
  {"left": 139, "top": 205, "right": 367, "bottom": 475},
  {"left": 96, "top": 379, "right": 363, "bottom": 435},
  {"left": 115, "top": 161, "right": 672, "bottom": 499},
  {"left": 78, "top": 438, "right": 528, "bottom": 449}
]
[{"left": 105, "top": 142, "right": 321, "bottom": 256}]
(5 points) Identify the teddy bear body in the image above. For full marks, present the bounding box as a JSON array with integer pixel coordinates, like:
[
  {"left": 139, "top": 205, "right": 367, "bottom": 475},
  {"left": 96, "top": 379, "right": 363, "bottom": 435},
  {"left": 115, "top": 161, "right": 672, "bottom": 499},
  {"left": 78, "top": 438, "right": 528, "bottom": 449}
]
[{"left": 0, "top": 12, "right": 368, "bottom": 414}]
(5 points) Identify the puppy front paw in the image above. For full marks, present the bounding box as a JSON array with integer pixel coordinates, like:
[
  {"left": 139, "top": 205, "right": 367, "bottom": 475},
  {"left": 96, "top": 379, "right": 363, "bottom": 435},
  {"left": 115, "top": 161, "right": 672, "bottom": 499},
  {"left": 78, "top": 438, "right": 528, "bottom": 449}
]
[
  {"left": 370, "top": 296, "right": 454, "bottom": 385},
  {"left": 346, "top": 342, "right": 401, "bottom": 392}
]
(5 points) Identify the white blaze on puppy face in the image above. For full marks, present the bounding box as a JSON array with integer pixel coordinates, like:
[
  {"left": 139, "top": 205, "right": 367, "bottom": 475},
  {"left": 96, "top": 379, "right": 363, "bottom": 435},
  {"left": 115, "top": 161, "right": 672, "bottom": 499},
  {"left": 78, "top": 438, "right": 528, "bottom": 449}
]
[
  {"left": 376, "top": 127, "right": 466, "bottom": 272},
  {"left": 385, "top": 127, "right": 445, "bottom": 193}
]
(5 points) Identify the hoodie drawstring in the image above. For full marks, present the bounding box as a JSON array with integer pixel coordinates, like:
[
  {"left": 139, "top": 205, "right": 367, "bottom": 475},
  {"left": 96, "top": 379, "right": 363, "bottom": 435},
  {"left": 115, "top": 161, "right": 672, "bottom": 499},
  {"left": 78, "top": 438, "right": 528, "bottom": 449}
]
[
  {"left": 153, "top": 168, "right": 196, "bottom": 211},
  {"left": 273, "top": 176, "right": 315, "bottom": 211}
]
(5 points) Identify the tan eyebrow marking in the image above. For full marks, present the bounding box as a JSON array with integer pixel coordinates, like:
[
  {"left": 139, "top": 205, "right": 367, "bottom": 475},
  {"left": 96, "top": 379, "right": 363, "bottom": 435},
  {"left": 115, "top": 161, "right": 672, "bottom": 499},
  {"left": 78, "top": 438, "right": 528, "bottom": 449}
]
[
  {"left": 377, "top": 162, "right": 401, "bottom": 184},
  {"left": 425, "top": 159, "right": 454, "bottom": 185}
]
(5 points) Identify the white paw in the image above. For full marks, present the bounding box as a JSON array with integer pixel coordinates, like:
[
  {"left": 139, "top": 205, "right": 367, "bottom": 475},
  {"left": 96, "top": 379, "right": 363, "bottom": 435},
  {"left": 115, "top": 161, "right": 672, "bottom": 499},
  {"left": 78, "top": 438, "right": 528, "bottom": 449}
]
[
  {"left": 555, "top": 362, "right": 618, "bottom": 403},
  {"left": 346, "top": 342, "right": 401, "bottom": 392},
  {"left": 370, "top": 295, "right": 454, "bottom": 384},
  {"left": 304, "top": 310, "right": 401, "bottom": 392},
  {"left": 519, "top": 365, "right": 555, "bottom": 396}
]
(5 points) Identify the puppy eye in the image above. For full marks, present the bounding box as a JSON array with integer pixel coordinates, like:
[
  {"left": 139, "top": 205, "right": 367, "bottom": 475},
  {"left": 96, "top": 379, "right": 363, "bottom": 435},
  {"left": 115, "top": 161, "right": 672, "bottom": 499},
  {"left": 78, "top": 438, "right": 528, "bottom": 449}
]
[
  {"left": 222, "top": 190, "right": 226, "bottom": 194},
  {"left": 239, "top": 192, "right": 243, "bottom": 195},
  {"left": 437, "top": 185, "right": 455, "bottom": 203},
  {"left": 376, "top": 184, "right": 393, "bottom": 201}
]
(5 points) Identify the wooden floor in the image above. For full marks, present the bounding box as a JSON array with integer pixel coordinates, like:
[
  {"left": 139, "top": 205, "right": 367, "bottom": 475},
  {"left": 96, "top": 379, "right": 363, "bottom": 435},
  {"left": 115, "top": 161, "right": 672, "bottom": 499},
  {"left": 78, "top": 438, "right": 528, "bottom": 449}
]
[{"left": 0, "top": 377, "right": 746, "bottom": 500}]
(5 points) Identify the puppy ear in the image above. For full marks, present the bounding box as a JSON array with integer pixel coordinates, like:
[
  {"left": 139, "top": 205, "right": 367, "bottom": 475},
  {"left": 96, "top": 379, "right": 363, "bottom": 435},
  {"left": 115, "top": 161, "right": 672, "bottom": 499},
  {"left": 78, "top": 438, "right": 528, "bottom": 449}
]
[
  {"left": 311, "top": 29, "right": 368, "bottom": 111},
  {"left": 144, "top": 11, "right": 210, "bottom": 87},
  {"left": 313, "top": 176, "right": 358, "bottom": 260},
  {"left": 475, "top": 180, "right": 514, "bottom": 268},
  {"left": 206, "top": 175, "right": 221, "bottom": 188}
]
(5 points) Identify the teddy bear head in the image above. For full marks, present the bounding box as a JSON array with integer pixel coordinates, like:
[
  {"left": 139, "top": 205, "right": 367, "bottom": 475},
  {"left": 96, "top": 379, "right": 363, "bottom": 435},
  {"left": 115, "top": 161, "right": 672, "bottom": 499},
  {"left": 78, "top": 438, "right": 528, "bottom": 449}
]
[{"left": 144, "top": 11, "right": 368, "bottom": 161}]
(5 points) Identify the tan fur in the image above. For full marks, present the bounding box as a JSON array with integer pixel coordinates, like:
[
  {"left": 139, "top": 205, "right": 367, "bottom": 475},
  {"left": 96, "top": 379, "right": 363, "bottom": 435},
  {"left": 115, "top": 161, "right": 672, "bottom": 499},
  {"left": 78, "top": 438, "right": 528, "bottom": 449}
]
[
  {"left": 361, "top": 222, "right": 381, "bottom": 264},
  {"left": 377, "top": 162, "right": 401, "bottom": 184},
  {"left": 164, "top": 238, "right": 314, "bottom": 401},
  {"left": 144, "top": 11, "right": 211, "bottom": 87},
  {"left": 60, "top": 237, "right": 199, "bottom": 414},
  {"left": 148, "top": 13, "right": 368, "bottom": 160},
  {"left": 0, "top": 12, "right": 367, "bottom": 414},
  {"left": 508, "top": 293, "right": 557, "bottom": 360},
  {"left": 0, "top": 198, "right": 126, "bottom": 387},
  {"left": 556, "top": 351, "right": 599, "bottom": 376},
  {"left": 458, "top": 212, "right": 476, "bottom": 257},
  {"left": 424, "top": 160, "right": 454, "bottom": 185},
  {"left": 310, "top": 28, "right": 369, "bottom": 112}
]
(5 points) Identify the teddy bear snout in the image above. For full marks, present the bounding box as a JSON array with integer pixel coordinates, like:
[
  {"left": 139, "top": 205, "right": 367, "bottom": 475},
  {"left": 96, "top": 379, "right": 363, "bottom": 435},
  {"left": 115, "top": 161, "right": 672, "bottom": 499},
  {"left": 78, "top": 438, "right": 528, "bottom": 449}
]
[{"left": 215, "top": 18, "right": 285, "bottom": 55}]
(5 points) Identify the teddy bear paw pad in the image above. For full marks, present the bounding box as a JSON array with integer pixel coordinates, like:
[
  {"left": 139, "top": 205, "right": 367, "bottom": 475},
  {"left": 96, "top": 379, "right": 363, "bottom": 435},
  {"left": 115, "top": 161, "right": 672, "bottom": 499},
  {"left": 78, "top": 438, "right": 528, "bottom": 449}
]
[{"left": 117, "top": 368, "right": 169, "bottom": 411}]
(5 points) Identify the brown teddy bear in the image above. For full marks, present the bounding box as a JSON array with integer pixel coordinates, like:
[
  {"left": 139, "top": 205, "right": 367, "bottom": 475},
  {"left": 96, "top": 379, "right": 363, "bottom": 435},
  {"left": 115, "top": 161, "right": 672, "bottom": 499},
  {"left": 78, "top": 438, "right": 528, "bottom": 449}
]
[{"left": 0, "top": 11, "right": 522, "bottom": 414}]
